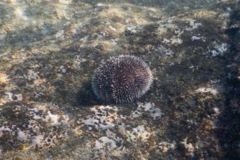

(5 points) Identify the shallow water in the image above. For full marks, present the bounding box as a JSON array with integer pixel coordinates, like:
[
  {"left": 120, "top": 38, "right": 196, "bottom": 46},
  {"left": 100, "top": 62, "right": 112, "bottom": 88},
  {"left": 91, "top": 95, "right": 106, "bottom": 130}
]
[{"left": 0, "top": 0, "right": 240, "bottom": 159}]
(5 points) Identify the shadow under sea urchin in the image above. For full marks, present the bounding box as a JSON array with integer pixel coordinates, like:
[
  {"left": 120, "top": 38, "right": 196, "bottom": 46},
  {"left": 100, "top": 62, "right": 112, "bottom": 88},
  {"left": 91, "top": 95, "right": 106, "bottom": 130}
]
[{"left": 91, "top": 55, "right": 153, "bottom": 104}]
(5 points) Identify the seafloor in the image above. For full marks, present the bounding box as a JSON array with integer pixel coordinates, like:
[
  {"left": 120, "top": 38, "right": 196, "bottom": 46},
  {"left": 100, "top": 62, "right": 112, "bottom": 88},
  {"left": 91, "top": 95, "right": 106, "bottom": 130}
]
[{"left": 0, "top": 0, "right": 240, "bottom": 160}]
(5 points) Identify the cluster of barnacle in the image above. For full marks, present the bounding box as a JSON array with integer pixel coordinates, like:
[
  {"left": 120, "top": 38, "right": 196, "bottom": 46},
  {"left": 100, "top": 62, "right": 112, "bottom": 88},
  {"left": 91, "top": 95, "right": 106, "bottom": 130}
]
[
  {"left": 75, "top": 103, "right": 163, "bottom": 155},
  {"left": 77, "top": 105, "right": 121, "bottom": 131},
  {"left": 131, "top": 102, "right": 163, "bottom": 120},
  {"left": 0, "top": 103, "right": 70, "bottom": 152}
]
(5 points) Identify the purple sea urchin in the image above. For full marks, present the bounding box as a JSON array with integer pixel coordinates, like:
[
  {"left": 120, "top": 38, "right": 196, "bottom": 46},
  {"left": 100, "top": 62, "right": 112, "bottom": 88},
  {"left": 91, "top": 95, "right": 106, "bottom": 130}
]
[{"left": 92, "top": 55, "right": 153, "bottom": 103}]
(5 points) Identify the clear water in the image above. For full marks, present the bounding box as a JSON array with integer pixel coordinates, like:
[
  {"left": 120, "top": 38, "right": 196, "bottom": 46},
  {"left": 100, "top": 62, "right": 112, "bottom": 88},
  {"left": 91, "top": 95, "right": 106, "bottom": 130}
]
[{"left": 0, "top": 0, "right": 240, "bottom": 159}]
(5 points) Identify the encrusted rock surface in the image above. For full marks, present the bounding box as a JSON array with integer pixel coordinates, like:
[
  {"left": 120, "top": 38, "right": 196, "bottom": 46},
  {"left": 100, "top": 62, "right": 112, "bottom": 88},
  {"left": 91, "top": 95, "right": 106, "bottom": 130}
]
[{"left": 0, "top": 0, "right": 240, "bottom": 159}]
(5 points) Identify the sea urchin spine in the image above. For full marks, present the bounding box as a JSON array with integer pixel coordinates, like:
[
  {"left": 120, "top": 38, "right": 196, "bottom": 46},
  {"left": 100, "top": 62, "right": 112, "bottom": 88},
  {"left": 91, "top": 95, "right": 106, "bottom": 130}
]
[{"left": 92, "top": 55, "right": 153, "bottom": 104}]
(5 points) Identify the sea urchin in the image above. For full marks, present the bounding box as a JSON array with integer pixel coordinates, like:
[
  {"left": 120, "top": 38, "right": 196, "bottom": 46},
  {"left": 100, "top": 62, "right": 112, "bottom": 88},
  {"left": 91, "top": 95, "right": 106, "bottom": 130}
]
[{"left": 92, "top": 55, "right": 153, "bottom": 103}]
